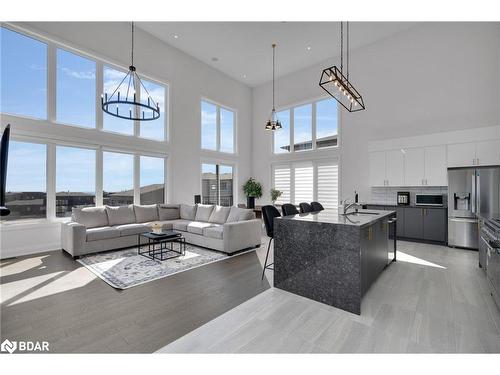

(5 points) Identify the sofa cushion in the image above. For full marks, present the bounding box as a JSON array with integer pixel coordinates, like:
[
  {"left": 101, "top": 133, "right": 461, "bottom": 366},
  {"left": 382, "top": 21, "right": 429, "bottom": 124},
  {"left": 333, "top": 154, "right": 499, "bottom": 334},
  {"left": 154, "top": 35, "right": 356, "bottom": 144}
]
[
  {"left": 187, "top": 221, "right": 217, "bottom": 235},
  {"left": 226, "top": 206, "right": 255, "bottom": 222},
  {"left": 133, "top": 204, "right": 158, "bottom": 223},
  {"left": 86, "top": 226, "right": 121, "bottom": 242},
  {"left": 114, "top": 223, "right": 150, "bottom": 236},
  {"left": 72, "top": 206, "right": 108, "bottom": 228},
  {"left": 180, "top": 204, "right": 197, "bottom": 220},
  {"left": 144, "top": 220, "right": 178, "bottom": 230},
  {"left": 172, "top": 220, "right": 192, "bottom": 232},
  {"left": 158, "top": 204, "right": 180, "bottom": 220},
  {"left": 195, "top": 204, "right": 214, "bottom": 222},
  {"left": 208, "top": 205, "right": 231, "bottom": 224},
  {"left": 203, "top": 225, "right": 224, "bottom": 240},
  {"left": 106, "top": 205, "right": 136, "bottom": 226}
]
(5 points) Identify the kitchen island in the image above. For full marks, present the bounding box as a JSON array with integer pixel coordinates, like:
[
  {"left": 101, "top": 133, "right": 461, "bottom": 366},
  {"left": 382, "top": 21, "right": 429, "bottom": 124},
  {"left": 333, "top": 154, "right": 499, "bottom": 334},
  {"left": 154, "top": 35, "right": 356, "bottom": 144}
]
[{"left": 274, "top": 209, "right": 395, "bottom": 315}]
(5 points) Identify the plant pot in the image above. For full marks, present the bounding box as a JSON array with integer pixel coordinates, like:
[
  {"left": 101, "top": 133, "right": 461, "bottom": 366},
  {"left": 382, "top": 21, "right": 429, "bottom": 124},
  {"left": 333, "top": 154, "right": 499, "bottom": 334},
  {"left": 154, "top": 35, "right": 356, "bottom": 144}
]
[{"left": 247, "top": 196, "right": 255, "bottom": 209}]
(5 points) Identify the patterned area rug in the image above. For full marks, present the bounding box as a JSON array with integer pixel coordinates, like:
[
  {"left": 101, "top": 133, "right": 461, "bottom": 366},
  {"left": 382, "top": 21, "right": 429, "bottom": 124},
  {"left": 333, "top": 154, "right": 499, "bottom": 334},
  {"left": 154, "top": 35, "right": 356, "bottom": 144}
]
[{"left": 77, "top": 245, "right": 255, "bottom": 289}]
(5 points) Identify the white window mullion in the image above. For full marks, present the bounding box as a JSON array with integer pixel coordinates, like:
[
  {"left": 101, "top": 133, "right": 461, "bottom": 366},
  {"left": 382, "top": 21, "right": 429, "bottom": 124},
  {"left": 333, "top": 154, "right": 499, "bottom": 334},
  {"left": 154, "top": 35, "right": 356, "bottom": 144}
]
[
  {"left": 216, "top": 106, "right": 221, "bottom": 152},
  {"left": 46, "top": 143, "right": 56, "bottom": 219},
  {"left": 312, "top": 101, "right": 317, "bottom": 150},
  {"left": 134, "top": 154, "right": 140, "bottom": 204},
  {"left": 95, "top": 60, "right": 103, "bottom": 131},
  {"left": 290, "top": 108, "right": 295, "bottom": 153},
  {"left": 95, "top": 148, "right": 103, "bottom": 206},
  {"left": 164, "top": 157, "right": 169, "bottom": 204},
  {"left": 47, "top": 43, "right": 56, "bottom": 123}
]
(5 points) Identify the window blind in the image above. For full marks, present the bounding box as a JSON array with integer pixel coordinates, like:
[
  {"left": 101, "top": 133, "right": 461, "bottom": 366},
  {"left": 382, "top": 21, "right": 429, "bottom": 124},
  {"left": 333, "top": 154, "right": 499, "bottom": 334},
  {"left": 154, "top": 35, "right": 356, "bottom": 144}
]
[
  {"left": 273, "top": 166, "right": 291, "bottom": 204},
  {"left": 293, "top": 163, "right": 314, "bottom": 204},
  {"left": 317, "top": 163, "right": 339, "bottom": 209}
]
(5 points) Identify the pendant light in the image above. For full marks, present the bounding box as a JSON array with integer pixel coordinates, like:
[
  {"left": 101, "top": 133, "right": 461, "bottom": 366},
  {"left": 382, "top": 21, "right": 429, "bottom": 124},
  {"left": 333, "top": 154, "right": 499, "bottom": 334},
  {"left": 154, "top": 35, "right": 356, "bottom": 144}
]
[
  {"left": 101, "top": 22, "right": 160, "bottom": 121},
  {"left": 265, "top": 43, "right": 282, "bottom": 130},
  {"left": 319, "top": 22, "right": 365, "bottom": 112}
]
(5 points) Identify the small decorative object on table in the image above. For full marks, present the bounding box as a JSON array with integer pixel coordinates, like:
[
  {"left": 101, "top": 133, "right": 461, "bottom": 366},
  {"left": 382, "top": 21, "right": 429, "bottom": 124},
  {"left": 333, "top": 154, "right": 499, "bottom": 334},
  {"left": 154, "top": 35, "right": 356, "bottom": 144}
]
[
  {"left": 151, "top": 222, "right": 162, "bottom": 234},
  {"left": 270, "top": 188, "right": 282, "bottom": 206},
  {"left": 243, "top": 178, "right": 263, "bottom": 209}
]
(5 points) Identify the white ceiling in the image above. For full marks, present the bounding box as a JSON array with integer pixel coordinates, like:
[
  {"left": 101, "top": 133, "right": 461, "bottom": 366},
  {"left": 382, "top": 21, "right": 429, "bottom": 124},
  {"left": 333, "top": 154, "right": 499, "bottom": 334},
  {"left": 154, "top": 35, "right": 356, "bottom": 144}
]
[{"left": 137, "top": 22, "right": 418, "bottom": 87}]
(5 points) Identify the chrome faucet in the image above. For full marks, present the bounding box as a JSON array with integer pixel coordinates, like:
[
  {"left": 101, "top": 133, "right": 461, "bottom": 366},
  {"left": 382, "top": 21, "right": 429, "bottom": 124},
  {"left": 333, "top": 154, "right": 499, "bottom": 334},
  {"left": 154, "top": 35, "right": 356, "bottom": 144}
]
[{"left": 341, "top": 200, "right": 361, "bottom": 215}]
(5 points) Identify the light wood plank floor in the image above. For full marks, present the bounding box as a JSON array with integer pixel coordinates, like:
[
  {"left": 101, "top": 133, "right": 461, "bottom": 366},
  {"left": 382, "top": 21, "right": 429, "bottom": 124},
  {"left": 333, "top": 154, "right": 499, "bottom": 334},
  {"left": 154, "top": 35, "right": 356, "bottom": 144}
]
[
  {"left": 159, "top": 241, "right": 500, "bottom": 353},
  {"left": 0, "top": 248, "right": 270, "bottom": 353}
]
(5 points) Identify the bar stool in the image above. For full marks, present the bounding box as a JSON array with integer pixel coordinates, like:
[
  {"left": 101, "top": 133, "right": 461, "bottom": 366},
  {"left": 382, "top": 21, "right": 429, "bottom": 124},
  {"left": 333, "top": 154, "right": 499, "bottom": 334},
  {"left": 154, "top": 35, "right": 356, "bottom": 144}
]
[
  {"left": 281, "top": 203, "right": 299, "bottom": 216},
  {"left": 299, "top": 202, "right": 313, "bottom": 213},
  {"left": 261, "top": 205, "right": 281, "bottom": 281}
]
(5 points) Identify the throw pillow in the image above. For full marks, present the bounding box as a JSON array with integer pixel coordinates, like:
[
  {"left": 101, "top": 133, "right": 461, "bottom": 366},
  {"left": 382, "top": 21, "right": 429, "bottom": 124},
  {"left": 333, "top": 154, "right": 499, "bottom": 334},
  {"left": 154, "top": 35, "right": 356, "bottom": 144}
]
[
  {"left": 208, "top": 205, "right": 231, "bottom": 224},
  {"left": 71, "top": 206, "right": 108, "bottom": 228},
  {"left": 158, "top": 204, "right": 180, "bottom": 220},
  {"left": 195, "top": 204, "right": 214, "bottom": 222},
  {"left": 133, "top": 204, "right": 159, "bottom": 223},
  {"left": 106, "top": 205, "right": 136, "bottom": 226},
  {"left": 180, "top": 204, "right": 197, "bottom": 220}
]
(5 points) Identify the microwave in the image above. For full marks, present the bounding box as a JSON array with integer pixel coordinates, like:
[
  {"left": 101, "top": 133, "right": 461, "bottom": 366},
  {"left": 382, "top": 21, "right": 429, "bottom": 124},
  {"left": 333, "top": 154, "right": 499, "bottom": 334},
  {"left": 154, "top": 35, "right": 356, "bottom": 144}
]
[{"left": 415, "top": 194, "right": 444, "bottom": 206}]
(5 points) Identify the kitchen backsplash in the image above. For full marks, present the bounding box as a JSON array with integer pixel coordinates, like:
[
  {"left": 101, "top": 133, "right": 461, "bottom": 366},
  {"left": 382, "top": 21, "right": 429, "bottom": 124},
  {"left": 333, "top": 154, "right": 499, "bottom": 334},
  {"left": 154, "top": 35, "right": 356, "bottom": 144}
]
[{"left": 369, "top": 187, "right": 448, "bottom": 206}]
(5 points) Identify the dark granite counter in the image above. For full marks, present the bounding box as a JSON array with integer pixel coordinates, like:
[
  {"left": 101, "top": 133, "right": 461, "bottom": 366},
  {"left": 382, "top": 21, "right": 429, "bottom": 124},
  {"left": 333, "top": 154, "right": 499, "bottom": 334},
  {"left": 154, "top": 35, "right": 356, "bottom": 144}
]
[{"left": 274, "top": 209, "right": 395, "bottom": 315}]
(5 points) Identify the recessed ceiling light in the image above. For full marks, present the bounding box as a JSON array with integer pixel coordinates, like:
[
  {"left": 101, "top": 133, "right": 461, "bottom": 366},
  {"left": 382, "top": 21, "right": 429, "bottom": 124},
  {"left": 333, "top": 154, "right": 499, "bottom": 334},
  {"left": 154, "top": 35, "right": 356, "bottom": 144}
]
[
  {"left": 242, "top": 74, "right": 247, "bottom": 78},
  {"left": 211, "top": 57, "right": 219, "bottom": 62},
  {"left": 306, "top": 46, "right": 312, "bottom": 51},
  {"left": 173, "top": 34, "right": 179, "bottom": 39}
]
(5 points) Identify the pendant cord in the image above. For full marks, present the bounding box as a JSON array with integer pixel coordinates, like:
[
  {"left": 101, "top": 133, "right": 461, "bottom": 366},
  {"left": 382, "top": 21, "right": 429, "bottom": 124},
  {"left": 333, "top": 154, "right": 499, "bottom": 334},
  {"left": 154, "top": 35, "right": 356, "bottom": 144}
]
[
  {"left": 340, "top": 22, "right": 343, "bottom": 74},
  {"left": 347, "top": 21, "right": 349, "bottom": 80},
  {"left": 272, "top": 43, "right": 276, "bottom": 111},
  {"left": 131, "top": 22, "right": 134, "bottom": 67}
]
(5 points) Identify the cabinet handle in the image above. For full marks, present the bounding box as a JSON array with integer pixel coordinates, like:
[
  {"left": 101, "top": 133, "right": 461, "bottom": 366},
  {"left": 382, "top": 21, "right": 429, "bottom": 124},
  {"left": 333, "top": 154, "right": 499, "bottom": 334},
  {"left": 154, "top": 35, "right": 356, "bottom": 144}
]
[{"left": 477, "top": 158, "right": 479, "bottom": 165}]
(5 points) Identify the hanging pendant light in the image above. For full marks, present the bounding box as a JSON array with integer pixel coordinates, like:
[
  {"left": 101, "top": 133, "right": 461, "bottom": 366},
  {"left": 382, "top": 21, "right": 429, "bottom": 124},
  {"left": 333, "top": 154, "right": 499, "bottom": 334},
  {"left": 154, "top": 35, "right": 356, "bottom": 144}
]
[
  {"left": 265, "top": 43, "right": 282, "bottom": 131},
  {"left": 101, "top": 22, "right": 160, "bottom": 121},
  {"left": 319, "top": 22, "right": 365, "bottom": 112}
]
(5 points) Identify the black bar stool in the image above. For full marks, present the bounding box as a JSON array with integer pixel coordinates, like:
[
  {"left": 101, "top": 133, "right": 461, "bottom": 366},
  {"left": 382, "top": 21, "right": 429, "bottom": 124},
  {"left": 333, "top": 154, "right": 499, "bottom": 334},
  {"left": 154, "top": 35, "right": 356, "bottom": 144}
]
[
  {"left": 299, "top": 202, "right": 313, "bottom": 213},
  {"left": 310, "top": 201, "right": 325, "bottom": 212},
  {"left": 261, "top": 205, "right": 281, "bottom": 280},
  {"left": 281, "top": 203, "right": 299, "bottom": 216}
]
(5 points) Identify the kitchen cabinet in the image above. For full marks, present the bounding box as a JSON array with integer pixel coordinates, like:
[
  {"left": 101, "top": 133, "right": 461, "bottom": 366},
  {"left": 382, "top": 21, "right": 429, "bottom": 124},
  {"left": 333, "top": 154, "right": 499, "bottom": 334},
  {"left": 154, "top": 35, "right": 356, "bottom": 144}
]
[
  {"left": 404, "top": 148, "right": 425, "bottom": 186},
  {"left": 422, "top": 208, "right": 447, "bottom": 242},
  {"left": 404, "top": 207, "right": 424, "bottom": 239},
  {"left": 369, "top": 150, "right": 404, "bottom": 187},
  {"left": 447, "top": 140, "right": 500, "bottom": 167},
  {"left": 424, "top": 145, "right": 447, "bottom": 186}
]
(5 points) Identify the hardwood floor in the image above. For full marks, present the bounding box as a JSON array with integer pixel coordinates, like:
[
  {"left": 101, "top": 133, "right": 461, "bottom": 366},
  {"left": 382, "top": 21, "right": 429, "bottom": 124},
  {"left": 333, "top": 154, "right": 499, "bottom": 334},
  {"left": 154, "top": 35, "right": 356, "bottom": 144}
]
[
  {"left": 159, "top": 241, "right": 500, "bottom": 353},
  {"left": 0, "top": 248, "right": 270, "bottom": 353}
]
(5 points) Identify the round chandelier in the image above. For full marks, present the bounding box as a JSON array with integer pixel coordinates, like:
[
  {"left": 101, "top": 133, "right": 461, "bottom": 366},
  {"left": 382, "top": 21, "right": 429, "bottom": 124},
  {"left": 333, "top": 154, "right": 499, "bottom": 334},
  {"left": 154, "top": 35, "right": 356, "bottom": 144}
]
[
  {"left": 101, "top": 22, "right": 160, "bottom": 121},
  {"left": 265, "top": 43, "right": 282, "bottom": 131}
]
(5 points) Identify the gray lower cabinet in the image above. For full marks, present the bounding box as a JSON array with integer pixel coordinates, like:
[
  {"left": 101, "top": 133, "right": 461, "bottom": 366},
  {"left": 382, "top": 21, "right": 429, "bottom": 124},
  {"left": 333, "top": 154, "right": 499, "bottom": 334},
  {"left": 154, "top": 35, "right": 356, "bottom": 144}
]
[
  {"left": 404, "top": 207, "right": 424, "bottom": 239},
  {"left": 422, "top": 208, "right": 447, "bottom": 242}
]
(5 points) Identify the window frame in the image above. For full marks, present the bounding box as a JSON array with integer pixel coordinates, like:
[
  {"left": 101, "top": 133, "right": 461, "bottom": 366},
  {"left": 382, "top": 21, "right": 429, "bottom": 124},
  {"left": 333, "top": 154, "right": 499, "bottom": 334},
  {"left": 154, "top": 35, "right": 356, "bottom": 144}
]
[
  {"left": 272, "top": 96, "right": 341, "bottom": 155},
  {"left": 271, "top": 157, "right": 340, "bottom": 208},
  {"left": 200, "top": 98, "right": 237, "bottom": 155},
  {"left": 199, "top": 159, "right": 237, "bottom": 206}
]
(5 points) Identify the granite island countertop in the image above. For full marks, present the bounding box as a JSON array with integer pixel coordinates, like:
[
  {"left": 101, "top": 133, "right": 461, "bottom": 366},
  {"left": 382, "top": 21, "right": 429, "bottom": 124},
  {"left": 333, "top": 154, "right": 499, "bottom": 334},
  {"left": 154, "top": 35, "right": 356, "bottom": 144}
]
[{"left": 277, "top": 208, "right": 395, "bottom": 228}]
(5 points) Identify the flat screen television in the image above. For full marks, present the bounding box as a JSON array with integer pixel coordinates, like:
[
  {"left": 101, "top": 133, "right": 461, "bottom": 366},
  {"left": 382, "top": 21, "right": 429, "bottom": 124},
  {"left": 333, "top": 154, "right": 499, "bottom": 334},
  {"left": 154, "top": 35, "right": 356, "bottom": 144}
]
[{"left": 0, "top": 124, "right": 11, "bottom": 216}]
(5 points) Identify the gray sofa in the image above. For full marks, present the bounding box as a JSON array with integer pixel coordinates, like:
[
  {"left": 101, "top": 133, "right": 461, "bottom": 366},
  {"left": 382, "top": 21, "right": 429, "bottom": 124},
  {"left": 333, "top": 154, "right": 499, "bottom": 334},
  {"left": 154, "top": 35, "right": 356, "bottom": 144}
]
[{"left": 61, "top": 203, "right": 261, "bottom": 258}]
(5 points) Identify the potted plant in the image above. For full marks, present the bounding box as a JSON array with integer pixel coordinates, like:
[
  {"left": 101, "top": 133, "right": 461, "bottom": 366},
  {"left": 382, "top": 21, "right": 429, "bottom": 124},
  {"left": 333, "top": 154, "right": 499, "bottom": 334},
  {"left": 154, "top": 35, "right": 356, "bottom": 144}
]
[
  {"left": 243, "top": 178, "right": 263, "bottom": 209},
  {"left": 270, "top": 188, "right": 282, "bottom": 206}
]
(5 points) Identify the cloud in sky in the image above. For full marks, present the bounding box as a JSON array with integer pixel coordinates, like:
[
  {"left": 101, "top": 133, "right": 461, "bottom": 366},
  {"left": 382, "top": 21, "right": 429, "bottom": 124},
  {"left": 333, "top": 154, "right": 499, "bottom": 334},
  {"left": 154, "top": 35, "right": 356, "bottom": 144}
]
[{"left": 61, "top": 67, "right": 95, "bottom": 80}]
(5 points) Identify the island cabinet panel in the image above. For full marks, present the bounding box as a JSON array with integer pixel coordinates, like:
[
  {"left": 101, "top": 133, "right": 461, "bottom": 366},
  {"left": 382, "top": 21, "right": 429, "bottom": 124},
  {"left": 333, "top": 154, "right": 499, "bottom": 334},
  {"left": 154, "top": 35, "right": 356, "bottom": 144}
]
[
  {"left": 422, "top": 208, "right": 447, "bottom": 242},
  {"left": 395, "top": 207, "right": 405, "bottom": 237},
  {"left": 404, "top": 207, "right": 424, "bottom": 239}
]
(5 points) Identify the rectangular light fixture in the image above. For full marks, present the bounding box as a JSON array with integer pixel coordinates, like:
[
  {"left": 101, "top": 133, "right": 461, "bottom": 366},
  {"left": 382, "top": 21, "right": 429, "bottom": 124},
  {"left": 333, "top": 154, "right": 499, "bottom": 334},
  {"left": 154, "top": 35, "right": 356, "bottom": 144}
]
[{"left": 319, "top": 66, "right": 365, "bottom": 112}]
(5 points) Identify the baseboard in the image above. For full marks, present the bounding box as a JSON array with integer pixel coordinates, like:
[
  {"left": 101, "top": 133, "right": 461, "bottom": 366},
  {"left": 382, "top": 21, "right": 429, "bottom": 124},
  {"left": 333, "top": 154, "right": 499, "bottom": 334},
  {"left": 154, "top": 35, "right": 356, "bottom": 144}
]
[{"left": 0, "top": 243, "right": 61, "bottom": 260}]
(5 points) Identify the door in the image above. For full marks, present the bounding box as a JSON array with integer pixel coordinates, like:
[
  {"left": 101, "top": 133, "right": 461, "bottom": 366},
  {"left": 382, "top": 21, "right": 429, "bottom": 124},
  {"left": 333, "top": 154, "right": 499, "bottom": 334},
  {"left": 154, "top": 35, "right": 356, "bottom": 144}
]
[
  {"left": 477, "top": 167, "right": 500, "bottom": 217},
  {"left": 447, "top": 168, "right": 476, "bottom": 219},
  {"left": 422, "top": 208, "right": 447, "bottom": 242},
  {"left": 447, "top": 142, "right": 476, "bottom": 167},
  {"left": 404, "top": 148, "right": 425, "bottom": 186},
  {"left": 386, "top": 150, "right": 404, "bottom": 186},
  {"left": 448, "top": 217, "right": 479, "bottom": 249},
  {"left": 369, "top": 151, "right": 386, "bottom": 187},
  {"left": 404, "top": 207, "right": 424, "bottom": 239},
  {"left": 395, "top": 207, "right": 405, "bottom": 238},
  {"left": 476, "top": 140, "right": 500, "bottom": 166},
  {"left": 425, "top": 145, "right": 447, "bottom": 186}
]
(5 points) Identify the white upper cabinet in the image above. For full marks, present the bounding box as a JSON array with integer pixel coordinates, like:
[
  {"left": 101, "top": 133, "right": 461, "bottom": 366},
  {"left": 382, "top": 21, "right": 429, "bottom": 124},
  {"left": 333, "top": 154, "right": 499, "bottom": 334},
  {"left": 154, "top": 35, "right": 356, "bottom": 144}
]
[
  {"left": 369, "top": 151, "right": 387, "bottom": 187},
  {"left": 424, "top": 145, "right": 447, "bottom": 186},
  {"left": 386, "top": 150, "right": 405, "bottom": 186},
  {"left": 475, "top": 140, "right": 500, "bottom": 166},
  {"left": 447, "top": 142, "right": 476, "bottom": 167},
  {"left": 404, "top": 148, "right": 425, "bottom": 186}
]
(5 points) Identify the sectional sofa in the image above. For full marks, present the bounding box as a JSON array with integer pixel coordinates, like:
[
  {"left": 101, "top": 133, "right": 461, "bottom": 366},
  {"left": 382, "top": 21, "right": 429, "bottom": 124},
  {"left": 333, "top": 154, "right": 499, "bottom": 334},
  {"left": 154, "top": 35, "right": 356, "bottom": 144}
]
[{"left": 61, "top": 203, "right": 261, "bottom": 258}]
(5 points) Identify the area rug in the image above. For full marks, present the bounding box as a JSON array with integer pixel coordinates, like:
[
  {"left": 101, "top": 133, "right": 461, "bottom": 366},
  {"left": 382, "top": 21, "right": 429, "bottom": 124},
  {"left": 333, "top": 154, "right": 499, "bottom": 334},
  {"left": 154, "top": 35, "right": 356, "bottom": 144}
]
[{"left": 77, "top": 245, "right": 256, "bottom": 289}]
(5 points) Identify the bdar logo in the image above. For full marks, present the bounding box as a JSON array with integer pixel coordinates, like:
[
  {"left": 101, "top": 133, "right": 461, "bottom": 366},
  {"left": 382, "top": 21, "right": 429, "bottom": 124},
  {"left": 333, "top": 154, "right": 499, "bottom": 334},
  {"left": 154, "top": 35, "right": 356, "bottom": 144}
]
[{"left": 1, "top": 339, "right": 17, "bottom": 354}]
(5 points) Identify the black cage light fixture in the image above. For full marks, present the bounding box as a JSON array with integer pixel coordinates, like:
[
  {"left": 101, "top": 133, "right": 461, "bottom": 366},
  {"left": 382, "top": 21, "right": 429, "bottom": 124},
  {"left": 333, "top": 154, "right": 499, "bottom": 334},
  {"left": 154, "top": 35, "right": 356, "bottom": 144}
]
[
  {"left": 265, "top": 43, "right": 282, "bottom": 131},
  {"left": 319, "top": 22, "right": 365, "bottom": 112},
  {"left": 101, "top": 22, "right": 160, "bottom": 121}
]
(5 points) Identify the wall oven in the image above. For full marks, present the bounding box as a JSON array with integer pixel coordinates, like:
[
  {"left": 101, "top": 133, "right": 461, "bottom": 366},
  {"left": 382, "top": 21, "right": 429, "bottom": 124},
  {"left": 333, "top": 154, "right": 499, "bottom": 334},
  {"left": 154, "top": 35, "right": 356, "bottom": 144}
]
[{"left": 415, "top": 194, "right": 444, "bottom": 207}]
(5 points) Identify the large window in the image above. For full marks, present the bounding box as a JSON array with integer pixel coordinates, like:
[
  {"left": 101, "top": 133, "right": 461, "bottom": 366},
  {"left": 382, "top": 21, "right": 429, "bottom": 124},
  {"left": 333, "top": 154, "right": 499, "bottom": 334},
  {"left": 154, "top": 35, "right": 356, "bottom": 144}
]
[
  {"left": 0, "top": 27, "right": 47, "bottom": 119},
  {"left": 201, "top": 163, "right": 234, "bottom": 206},
  {"left": 56, "top": 146, "right": 96, "bottom": 217},
  {"left": 3, "top": 141, "right": 46, "bottom": 221},
  {"left": 56, "top": 49, "right": 96, "bottom": 127},
  {"left": 103, "top": 151, "right": 134, "bottom": 206},
  {"left": 103, "top": 66, "right": 134, "bottom": 136},
  {"left": 140, "top": 156, "right": 165, "bottom": 204},
  {"left": 140, "top": 80, "right": 166, "bottom": 141},
  {"left": 201, "top": 100, "right": 235, "bottom": 153},
  {"left": 273, "top": 98, "right": 339, "bottom": 154},
  {"left": 272, "top": 160, "right": 338, "bottom": 208}
]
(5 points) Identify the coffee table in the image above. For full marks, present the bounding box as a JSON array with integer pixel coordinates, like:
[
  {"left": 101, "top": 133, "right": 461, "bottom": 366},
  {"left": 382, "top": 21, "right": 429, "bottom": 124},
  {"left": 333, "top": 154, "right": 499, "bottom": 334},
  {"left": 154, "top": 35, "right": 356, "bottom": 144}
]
[{"left": 138, "top": 230, "right": 186, "bottom": 261}]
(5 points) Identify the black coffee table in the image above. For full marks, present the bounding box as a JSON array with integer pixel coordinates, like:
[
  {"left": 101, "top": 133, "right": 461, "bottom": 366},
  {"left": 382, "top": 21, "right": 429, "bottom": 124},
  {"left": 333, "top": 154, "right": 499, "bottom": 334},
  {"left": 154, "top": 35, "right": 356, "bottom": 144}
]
[{"left": 138, "top": 230, "right": 186, "bottom": 261}]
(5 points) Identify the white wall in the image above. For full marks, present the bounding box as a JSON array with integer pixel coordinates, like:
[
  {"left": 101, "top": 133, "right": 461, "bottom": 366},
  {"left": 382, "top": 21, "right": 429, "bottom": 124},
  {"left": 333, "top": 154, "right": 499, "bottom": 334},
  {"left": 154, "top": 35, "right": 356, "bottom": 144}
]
[
  {"left": 1, "top": 22, "right": 253, "bottom": 258},
  {"left": 252, "top": 22, "right": 500, "bottom": 205}
]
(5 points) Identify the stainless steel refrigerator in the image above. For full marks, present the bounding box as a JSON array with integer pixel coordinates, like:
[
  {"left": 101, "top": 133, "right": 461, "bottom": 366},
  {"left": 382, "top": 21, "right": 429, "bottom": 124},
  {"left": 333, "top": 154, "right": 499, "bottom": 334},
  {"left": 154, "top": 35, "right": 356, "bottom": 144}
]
[{"left": 448, "top": 167, "right": 500, "bottom": 249}]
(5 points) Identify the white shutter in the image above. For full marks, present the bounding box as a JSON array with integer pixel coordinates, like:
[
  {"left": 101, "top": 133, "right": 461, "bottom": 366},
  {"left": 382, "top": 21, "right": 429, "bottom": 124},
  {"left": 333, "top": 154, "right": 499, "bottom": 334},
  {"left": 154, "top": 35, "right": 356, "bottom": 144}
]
[
  {"left": 273, "top": 166, "right": 290, "bottom": 204},
  {"left": 294, "top": 163, "right": 314, "bottom": 204},
  {"left": 317, "top": 162, "right": 338, "bottom": 209}
]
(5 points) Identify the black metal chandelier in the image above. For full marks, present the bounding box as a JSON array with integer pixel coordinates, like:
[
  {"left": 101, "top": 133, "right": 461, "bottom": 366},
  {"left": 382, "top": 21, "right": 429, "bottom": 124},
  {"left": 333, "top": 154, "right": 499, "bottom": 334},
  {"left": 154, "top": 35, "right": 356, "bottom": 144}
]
[
  {"left": 101, "top": 22, "right": 160, "bottom": 121},
  {"left": 265, "top": 43, "right": 282, "bottom": 131},
  {"left": 319, "top": 22, "right": 365, "bottom": 112}
]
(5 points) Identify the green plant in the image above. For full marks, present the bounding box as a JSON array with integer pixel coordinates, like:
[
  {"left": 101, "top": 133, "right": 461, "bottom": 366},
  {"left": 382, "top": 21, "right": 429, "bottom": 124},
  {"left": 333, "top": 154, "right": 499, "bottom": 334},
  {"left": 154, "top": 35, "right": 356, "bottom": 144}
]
[
  {"left": 270, "top": 188, "right": 282, "bottom": 203},
  {"left": 243, "top": 178, "right": 263, "bottom": 198}
]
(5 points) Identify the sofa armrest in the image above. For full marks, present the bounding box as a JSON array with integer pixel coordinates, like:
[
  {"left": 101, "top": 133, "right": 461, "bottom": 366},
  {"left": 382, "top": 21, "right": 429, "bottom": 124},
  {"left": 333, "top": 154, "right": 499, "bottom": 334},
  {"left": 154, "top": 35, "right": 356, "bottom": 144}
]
[
  {"left": 61, "top": 221, "right": 86, "bottom": 257},
  {"left": 223, "top": 219, "right": 261, "bottom": 254}
]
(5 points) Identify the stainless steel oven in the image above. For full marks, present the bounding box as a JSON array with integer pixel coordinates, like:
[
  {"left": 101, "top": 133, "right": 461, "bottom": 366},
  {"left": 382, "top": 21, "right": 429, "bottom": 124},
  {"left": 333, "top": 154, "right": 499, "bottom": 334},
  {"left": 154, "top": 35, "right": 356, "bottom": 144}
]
[{"left": 415, "top": 194, "right": 444, "bottom": 206}]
